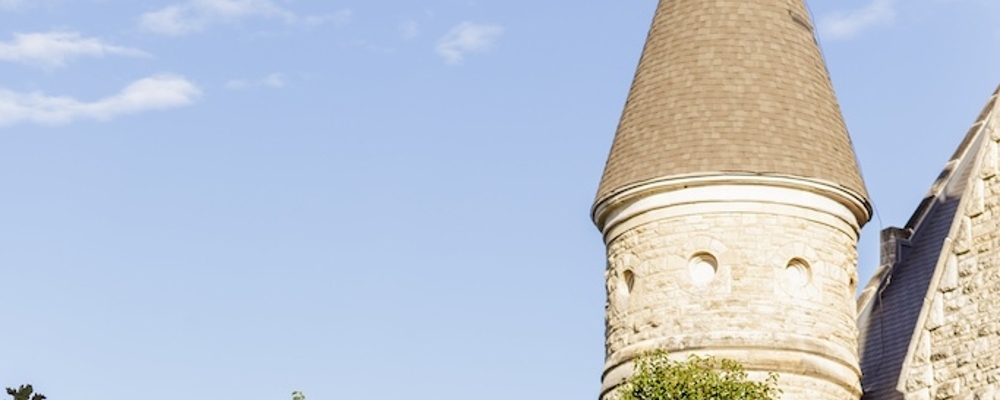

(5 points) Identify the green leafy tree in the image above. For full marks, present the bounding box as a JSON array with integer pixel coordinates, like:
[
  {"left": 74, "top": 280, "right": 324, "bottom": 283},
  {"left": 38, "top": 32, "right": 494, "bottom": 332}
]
[
  {"left": 5, "top": 385, "right": 45, "bottom": 400},
  {"left": 292, "top": 391, "right": 305, "bottom": 400},
  {"left": 618, "top": 350, "right": 780, "bottom": 400}
]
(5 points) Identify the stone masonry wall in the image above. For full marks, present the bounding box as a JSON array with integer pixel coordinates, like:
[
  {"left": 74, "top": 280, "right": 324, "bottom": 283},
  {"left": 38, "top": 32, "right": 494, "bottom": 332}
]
[
  {"left": 602, "top": 205, "right": 862, "bottom": 400},
  {"left": 903, "top": 117, "right": 1000, "bottom": 400}
]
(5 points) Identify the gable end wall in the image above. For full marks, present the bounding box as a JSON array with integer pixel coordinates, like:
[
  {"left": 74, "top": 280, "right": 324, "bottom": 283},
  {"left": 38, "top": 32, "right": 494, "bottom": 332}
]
[{"left": 900, "top": 106, "right": 1000, "bottom": 400}]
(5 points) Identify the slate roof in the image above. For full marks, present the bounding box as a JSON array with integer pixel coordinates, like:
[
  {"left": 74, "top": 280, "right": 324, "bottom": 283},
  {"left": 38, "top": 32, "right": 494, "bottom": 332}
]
[
  {"left": 595, "top": 0, "right": 868, "bottom": 205},
  {"left": 856, "top": 86, "right": 1000, "bottom": 400}
]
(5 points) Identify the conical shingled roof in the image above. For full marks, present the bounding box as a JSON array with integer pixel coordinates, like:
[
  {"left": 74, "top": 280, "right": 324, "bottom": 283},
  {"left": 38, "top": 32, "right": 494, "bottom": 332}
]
[{"left": 595, "top": 0, "right": 869, "bottom": 205}]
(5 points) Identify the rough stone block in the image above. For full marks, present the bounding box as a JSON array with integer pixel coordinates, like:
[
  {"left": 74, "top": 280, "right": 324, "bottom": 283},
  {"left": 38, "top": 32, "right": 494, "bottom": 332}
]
[{"left": 937, "top": 380, "right": 963, "bottom": 400}]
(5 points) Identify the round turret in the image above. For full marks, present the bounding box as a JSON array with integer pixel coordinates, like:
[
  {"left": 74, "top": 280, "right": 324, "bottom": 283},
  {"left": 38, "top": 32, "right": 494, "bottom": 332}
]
[{"left": 593, "top": 1, "right": 872, "bottom": 399}]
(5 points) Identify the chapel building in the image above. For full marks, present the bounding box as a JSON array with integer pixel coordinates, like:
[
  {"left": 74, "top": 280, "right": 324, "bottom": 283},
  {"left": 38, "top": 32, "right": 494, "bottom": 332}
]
[{"left": 590, "top": 1, "right": 1000, "bottom": 399}]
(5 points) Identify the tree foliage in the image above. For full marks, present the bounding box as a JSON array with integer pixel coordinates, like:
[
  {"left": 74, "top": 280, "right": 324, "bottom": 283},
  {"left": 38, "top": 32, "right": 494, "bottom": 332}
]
[
  {"left": 618, "top": 350, "right": 780, "bottom": 400},
  {"left": 292, "top": 391, "right": 305, "bottom": 400},
  {"left": 5, "top": 385, "right": 45, "bottom": 400}
]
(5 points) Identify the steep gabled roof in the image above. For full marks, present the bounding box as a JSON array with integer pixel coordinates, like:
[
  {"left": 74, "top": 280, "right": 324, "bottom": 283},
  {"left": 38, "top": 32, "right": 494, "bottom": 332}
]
[
  {"left": 594, "top": 0, "right": 868, "bottom": 206},
  {"left": 856, "top": 86, "right": 1000, "bottom": 400}
]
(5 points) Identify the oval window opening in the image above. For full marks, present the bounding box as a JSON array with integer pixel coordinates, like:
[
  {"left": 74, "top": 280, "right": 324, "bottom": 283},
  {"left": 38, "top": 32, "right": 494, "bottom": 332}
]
[
  {"left": 689, "top": 253, "right": 718, "bottom": 286},
  {"left": 623, "top": 270, "right": 635, "bottom": 294},
  {"left": 784, "top": 258, "right": 812, "bottom": 288}
]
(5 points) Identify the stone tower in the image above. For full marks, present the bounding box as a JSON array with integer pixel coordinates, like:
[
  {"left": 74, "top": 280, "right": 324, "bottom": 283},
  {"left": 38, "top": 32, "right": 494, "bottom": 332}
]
[{"left": 591, "top": 1, "right": 872, "bottom": 400}]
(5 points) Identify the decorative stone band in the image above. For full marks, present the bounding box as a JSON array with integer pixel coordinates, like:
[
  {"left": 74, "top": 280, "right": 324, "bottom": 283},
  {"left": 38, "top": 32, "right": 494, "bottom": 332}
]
[
  {"left": 599, "top": 336, "right": 864, "bottom": 399},
  {"left": 592, "top": 174, "right": 872, "bottom": 240}
]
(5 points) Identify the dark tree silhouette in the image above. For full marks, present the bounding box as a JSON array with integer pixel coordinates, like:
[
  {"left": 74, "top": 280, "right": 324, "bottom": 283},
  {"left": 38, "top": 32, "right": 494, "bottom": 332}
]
[{"left": 6, "top": 385, "right": 45, "bottom": 400}]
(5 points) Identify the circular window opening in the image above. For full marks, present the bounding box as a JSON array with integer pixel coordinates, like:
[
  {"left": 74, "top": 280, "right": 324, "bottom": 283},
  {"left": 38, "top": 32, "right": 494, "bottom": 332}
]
[
  {"left": 689, "top": 253, "right": 718, "bottom": 286},
  {"left": 784, "top": 258, "right": 812, "bottom": 288}
]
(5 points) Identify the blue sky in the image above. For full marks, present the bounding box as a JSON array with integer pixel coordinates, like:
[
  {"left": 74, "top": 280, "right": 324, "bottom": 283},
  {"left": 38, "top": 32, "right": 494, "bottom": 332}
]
[{"left": 0, "top": 1, "right": 998, "bottom": 399}]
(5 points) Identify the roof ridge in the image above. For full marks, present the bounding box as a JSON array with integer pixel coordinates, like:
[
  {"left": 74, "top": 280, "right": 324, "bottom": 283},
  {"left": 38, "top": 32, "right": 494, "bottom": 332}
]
[{"left": 904, "top": 86, "right": 999, "bottom": 231}]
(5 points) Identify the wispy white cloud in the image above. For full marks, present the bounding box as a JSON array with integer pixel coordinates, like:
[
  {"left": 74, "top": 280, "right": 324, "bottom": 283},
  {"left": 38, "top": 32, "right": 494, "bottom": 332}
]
[
  {"left": 226, "top": 72, "right": 285, "bottom": 90},
  {"left": 0, "top": 0, "right": 66, "bottom": 11},
  {"left": 261, "top": 73, "right": 284, "bottom": 88},
  {"left": 0, "top": 74, "right": 201, "bottom": 127},
  {"left": 819, "top": 0, "right": 897, "bottom": 40},
  {"left": 139, "top": 0, "right": 351, "bottom": 36},
  {"left": 399, "top": 19, "right": 420, "bottom": 40},
  {"left": 0, "top": 31, "right": 148, "bottom": 69},
  {"left": 348, "top": 40, "right": 396, "bottom": 55},
  {"left": 301, "top": 9, "right": 352, "bottom": 27},
  {"left": 436, "top": 21, "right": 504, "bottom": 65}
]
